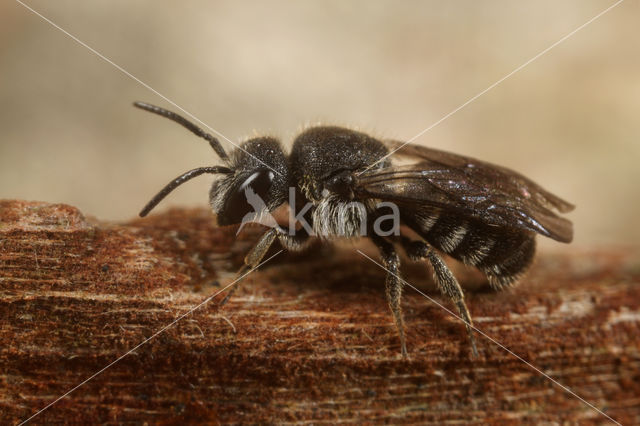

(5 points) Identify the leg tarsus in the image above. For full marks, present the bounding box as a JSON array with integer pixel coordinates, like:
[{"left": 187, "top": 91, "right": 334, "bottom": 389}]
[
  {"left": 220, "top": 228, "right": 310, "bottom": 307},
  {"left": 401, "top": 237, "right": 479, "bottom": 357},
  {"left": 219, "top": 265, "right": 250, "bottom": 306},
  {"left": 371, "top": 235, "right": 408, "bottom": 358},
  {"left": 455, "top": 300, "right": 478, "bottom": 357},
  {"left": 219, "top": 229, "right": 278, "bottom": 306}
]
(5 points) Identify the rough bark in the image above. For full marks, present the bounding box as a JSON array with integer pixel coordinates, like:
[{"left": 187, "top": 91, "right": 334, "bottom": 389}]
[{"left": 1, "top": 199, "right": 639, "bottom": 424}]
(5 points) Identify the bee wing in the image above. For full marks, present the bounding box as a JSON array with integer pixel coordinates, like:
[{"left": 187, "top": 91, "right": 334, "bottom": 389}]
[{"left": 356, "top": 141, "right": 574, "bottom": 242}]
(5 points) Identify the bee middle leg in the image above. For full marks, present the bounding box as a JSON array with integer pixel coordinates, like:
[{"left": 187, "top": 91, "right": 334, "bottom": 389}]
[
  {"left": 399, "top": 237, "right": 479, "bottom": 357},
  {"left": 370, "top": 234, "right": 408, "bottom": 358}
]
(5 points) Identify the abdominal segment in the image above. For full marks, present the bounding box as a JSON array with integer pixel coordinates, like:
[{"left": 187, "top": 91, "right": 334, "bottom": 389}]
[{"left": 410, "top": 209, "right": 536, "bottom": 289}]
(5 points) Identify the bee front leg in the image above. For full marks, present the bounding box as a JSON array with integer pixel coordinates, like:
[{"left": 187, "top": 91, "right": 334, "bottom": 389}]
[
  {"left": 370, "top": 235, "right": 408, "bottom": 358},
  {"left": 400, "top": 238, "right": 479, "bottom": 357},
  {"left": 220, "top": 228, "right": 278, "bottom": 306},
  {"left": 220, "top": 228, "right": 310, "bottom": 306}
]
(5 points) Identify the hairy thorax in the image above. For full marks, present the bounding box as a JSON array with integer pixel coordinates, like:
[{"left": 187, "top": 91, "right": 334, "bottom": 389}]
[{"left": 310, "top": 195, "right": 374, "bottom": 239}]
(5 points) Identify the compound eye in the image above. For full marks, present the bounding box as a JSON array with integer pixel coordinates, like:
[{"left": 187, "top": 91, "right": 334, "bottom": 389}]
[{"left": 221, "top": 169, "right": 275, "bottom": 225}]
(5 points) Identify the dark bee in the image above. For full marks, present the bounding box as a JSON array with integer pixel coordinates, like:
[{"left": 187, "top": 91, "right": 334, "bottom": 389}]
[{"left": 134, "top": 101, "right": 574, "bottom": 357}]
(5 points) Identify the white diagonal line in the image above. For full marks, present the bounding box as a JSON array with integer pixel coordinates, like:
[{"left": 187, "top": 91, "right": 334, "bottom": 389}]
[
  {"left": 19, "top": 250, "right": 283, "bottom": 425},
  {"left": 357, "top": 249, "right": 620, "bottom": 425},
  {"left": 359, "top": 0, "right": 624, "bottom": 175},
  {"left": 14, "top": 0, "right": 283, "bottom": 177}
]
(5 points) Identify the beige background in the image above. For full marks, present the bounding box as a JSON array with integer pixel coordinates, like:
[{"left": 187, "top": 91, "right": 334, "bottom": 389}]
[{"left": 0, "top": 1, "right": 638, "bottom": 247}]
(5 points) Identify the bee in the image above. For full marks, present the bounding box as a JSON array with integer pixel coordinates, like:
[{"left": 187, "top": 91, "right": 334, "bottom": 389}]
[{"left": 134, "top": 101, "right": 574, "bottom": 357}]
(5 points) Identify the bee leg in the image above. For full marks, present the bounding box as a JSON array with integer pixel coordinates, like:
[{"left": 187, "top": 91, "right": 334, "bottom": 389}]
[
  {"left": 220, "top": 228, "right": 310, "bottom": 306},
  {"left": 401, "top": 238, "right": 479, "bottom": 357},
  {"left": 276, "top": 228, "right": 312, "bottom": 252},
  {"left": 220, "top": 228, "right": 278, "bottom": 306},
  {"left": 370, "top": 235, "right": 408, "bottom": 358}
]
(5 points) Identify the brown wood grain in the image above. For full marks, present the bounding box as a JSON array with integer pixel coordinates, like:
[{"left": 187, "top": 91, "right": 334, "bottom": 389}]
[{"left": 1, "top": 199, "right": 639, "bottom": 424}]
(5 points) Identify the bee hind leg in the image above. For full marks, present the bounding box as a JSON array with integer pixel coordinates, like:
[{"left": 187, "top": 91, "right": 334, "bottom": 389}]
[{"left": 400, "top": 237, "right": 479, "bottom": 358}]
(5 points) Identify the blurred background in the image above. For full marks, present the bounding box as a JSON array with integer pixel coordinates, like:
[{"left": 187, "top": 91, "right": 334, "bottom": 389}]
[{"left": 0, "top": 1, "right": 638, "bottom": 247}]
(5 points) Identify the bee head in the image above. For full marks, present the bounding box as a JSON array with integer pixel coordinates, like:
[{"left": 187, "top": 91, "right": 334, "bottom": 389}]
[
  {"left": 210, "top": 137, "right": 289, "bottom": 226},
  {"left": 134, "top": 102, "right": 289, "bottom": 224}
]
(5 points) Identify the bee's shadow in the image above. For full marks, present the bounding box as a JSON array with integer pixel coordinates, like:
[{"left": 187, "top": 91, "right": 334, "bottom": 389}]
[{"left": 260, "top": 239, "right": 493, "bottom": 297}]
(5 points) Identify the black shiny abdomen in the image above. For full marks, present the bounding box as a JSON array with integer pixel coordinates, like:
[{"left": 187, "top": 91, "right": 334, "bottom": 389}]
[{"left": 407, "top": 209, "right": 536, "bottom": 289}]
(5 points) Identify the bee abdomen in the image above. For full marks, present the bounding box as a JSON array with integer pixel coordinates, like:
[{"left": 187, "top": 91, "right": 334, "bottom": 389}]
[
  {"left": 480, "top": 235, "right": 536, "bottom": 289},
  {"left": 412, "top": 210, "right": 536, "bottom": 290},
  {"left": 421, "top": 213, "right": 468, "bottom": 254}
]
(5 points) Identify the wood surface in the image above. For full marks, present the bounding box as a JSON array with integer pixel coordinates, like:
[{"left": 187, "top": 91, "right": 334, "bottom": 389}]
[{"left": 1, "top": 199, "right": 639, "bottom": 424}]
